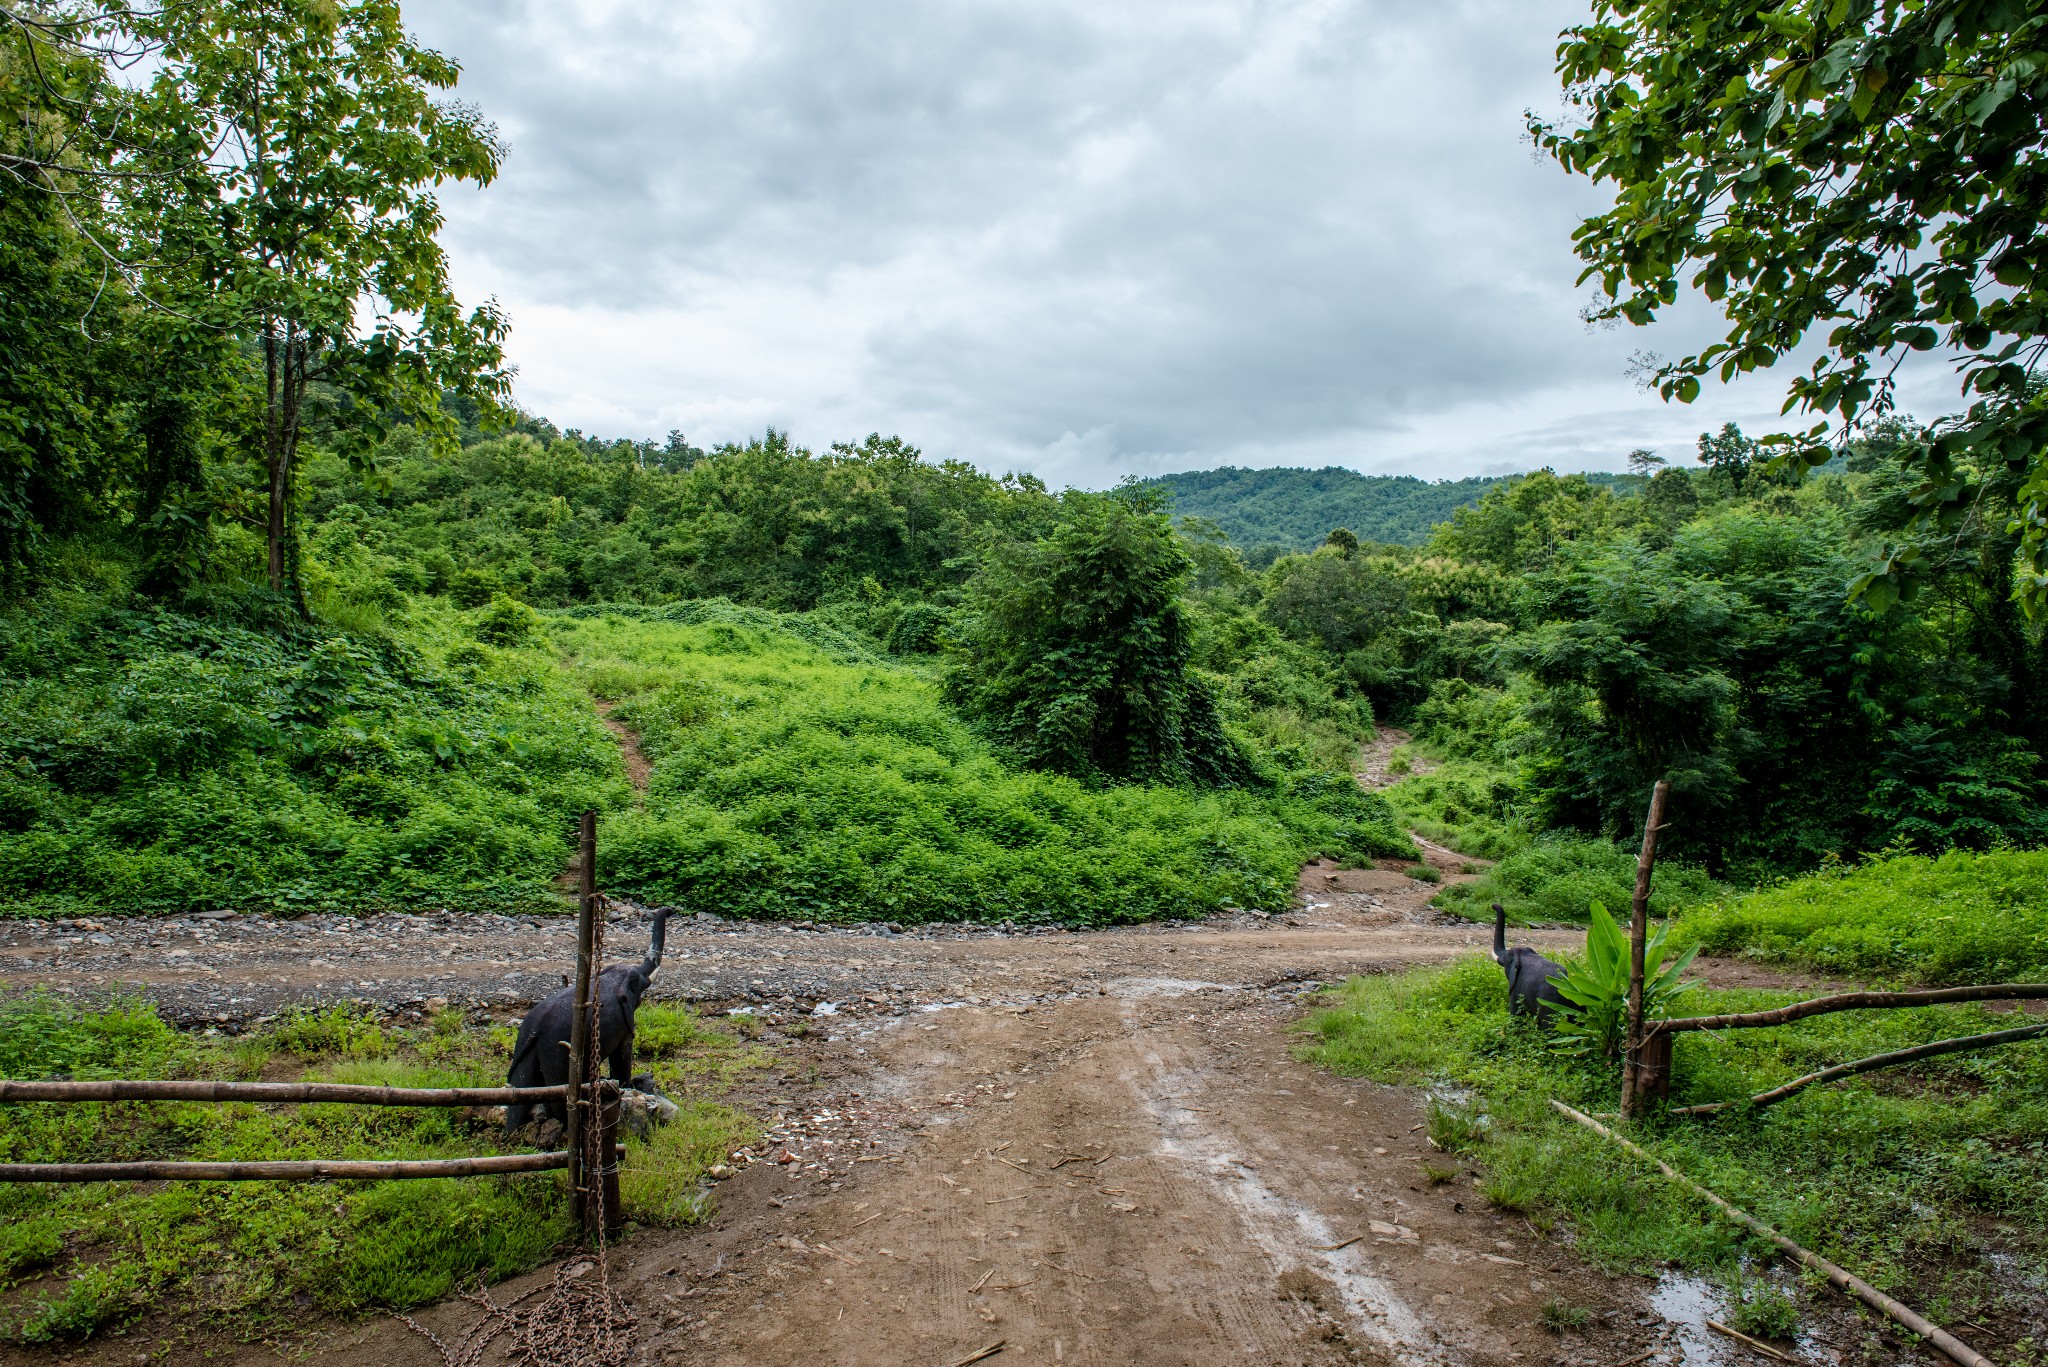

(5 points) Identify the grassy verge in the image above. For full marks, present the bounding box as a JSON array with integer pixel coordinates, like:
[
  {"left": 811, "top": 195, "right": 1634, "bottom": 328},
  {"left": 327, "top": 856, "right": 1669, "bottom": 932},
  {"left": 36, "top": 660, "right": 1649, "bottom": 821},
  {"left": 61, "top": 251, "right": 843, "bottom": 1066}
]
[
  {"left": 1672, "top": 847, "right": 2048, "bottom": 985},
  {"left": 1433, "top": 831, "right": 1722, "bottom": 924},
  {"left": 0, "top": 994, "right": 761, "bottom": 1345},
  {"left": 560, "top": 604, "right": 1412, "bottom": 924},
  {"left": 1301, "top": 958, "right": 2048, "bottom": 1349}
]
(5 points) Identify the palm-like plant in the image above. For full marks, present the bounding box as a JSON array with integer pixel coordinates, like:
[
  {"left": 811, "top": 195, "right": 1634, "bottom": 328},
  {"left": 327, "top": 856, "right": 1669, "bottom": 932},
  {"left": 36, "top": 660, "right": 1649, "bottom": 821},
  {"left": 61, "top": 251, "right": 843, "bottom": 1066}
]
[{"left": 1547, "top": 900, "right": 1699, "bottom": 1057}]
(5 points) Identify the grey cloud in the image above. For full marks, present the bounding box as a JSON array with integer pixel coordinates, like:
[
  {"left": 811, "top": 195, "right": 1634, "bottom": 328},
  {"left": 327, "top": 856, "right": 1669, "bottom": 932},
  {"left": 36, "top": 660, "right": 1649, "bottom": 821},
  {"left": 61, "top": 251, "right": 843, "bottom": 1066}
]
[{"left": 406, "top": 0, "right": 1830, "bottom": 483}]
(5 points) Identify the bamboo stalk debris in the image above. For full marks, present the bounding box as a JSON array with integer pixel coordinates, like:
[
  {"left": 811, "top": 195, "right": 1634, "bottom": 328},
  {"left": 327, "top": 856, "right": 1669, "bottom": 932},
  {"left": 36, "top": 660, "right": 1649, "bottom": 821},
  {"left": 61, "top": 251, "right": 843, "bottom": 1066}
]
[
  {"left": 1549, "top": 1100, "right": 1994, "bottom": 1367},
  {"left": 1656, "top": 982, "right": 2048, "bottom": 1035},
  {"left": 1670, "top": 1021, "right": 2048, "bottom": 1115},
  {"left": 0, "top": 1151, "right": 569, "bottom": 1183},
  {"left": 0, "top": 1080, "right": 566, "bottom": 1106},
  {"left": 1706, "top": 1317, "right": 1803, "bottom": 1363}
]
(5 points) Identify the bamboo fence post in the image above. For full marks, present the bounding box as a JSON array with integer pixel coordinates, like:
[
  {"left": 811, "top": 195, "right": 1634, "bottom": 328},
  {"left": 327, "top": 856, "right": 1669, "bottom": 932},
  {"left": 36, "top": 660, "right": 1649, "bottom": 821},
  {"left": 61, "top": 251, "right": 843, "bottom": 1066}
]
[
  {"left": 566, "top": 810, "right": 598, "bottom": 1231},
  {"left": 597, "top": 1079, "right": 623, "bottom": 1235},
  {"left": 1621, "top": 778, "right": 1670, "bottom": 1120}
]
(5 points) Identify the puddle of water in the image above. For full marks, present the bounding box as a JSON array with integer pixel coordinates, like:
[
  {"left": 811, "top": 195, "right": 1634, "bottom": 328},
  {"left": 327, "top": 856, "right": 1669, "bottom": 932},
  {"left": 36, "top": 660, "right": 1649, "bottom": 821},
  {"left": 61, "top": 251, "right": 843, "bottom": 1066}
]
[
  {"left": 1108, "top": 976, "right": 1243, "bottom": 999},
  {"left": 1649, "top": 1276, "right": 1738, "bottom": 1365}
]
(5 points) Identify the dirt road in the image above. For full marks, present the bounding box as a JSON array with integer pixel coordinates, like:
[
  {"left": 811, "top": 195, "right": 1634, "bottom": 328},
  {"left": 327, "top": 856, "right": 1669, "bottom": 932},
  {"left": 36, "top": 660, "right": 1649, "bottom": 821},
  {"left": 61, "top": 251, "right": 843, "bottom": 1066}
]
[{"left": 9, "top": 846, "right": 1703, "bottom": 1367}]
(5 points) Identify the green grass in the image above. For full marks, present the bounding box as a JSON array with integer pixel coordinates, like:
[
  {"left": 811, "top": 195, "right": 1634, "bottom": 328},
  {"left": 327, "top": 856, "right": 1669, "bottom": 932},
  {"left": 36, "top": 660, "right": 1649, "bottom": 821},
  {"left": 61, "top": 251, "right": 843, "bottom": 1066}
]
[
  {"left": 561, "top": 604, "right": 1413, "bottom": 924},
  {"left": 1382, "top": 756, "right": 1533, "bottom": 860},
  {"left": 1672, "top": 847, "right": 2048, "bottom": 985},
  {"left": 0, "top": 587, "right": 631, "bottom": 917},
  {"left": 0, "top": 994, "right": 759, "bottom": 1344},
  {"left": 1301, "top": 958, "right": 2048, "bottom": 1327},
  {"left": 1434, "top": 831, "right": 1722, "bottom": 925}
]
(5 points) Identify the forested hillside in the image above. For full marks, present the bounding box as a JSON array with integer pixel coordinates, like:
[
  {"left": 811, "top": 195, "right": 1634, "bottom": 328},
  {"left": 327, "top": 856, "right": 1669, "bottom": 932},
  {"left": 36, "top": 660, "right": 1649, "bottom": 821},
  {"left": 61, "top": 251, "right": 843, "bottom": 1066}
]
[
  {"left": 2, "top": 0, "right": 2042, "bottom": 923},
  {"left": 1139, "top": 466, "right": 1505, "bottom": 554}
]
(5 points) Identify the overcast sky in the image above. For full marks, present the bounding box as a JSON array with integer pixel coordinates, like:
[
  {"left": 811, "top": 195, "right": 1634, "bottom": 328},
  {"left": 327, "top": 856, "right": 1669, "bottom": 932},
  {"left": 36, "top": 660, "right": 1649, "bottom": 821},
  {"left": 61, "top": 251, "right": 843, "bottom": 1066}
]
[{"left": 407, "top": 0, "right": 1964, "bottom": 488}]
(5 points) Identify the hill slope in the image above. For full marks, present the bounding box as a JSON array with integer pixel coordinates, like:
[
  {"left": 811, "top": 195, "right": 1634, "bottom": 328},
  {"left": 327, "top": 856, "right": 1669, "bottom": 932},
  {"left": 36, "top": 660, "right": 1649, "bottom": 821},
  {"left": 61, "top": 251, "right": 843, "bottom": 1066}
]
[{"left": 1141, "top": 467, "right": 1507, "bottom": 549}]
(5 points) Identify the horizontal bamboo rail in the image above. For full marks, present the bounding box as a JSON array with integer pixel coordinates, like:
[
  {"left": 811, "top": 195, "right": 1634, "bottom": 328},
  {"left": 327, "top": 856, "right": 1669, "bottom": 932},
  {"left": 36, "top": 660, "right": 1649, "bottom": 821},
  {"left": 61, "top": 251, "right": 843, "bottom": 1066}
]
[
  {"left": 1654, "top": 982, "right": 2048, "bottom": 1035},
  {"left": 1551, "top": 1101, "right": 1993, "bottom": 1367},
  {"left": 0, "top": 1079, "right": 564, "bottom": 1106},
  {"left": 0, "top": 1079, "right": 565, "bottom": 1106},
  {"left": 1670, "top": 1020, "right": 2048, "bottom": 1116},
  {"left": 0, "top": 1152, "right": 569, "bottom": 1183}
]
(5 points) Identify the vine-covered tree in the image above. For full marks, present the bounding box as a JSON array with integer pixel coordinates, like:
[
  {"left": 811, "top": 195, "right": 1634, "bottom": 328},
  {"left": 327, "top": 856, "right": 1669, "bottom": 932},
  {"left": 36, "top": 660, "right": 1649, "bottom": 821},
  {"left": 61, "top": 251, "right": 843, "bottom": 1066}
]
[
  {"left": 1534, "top": 0, "right": 2048, "bottom": 613},
  {"left": 945, "top": 487, "right": 1252, "bottom": 786}
]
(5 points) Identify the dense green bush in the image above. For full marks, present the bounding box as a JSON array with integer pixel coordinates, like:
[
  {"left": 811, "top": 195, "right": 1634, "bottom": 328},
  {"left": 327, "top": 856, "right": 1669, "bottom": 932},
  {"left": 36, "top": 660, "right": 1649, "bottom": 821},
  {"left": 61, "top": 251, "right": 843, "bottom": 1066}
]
[
  {"left": 0, "top": 591, "right": 629, "bottom": 915},
  {"left": 946, "top": 487, "right": 1255, "bottom": 787},
  {"left": 1673, "top": 848, "right": 2048, "bottom": 985},
  {"left": 573, "top": 612, "right": 1408, "bottom": 924}
]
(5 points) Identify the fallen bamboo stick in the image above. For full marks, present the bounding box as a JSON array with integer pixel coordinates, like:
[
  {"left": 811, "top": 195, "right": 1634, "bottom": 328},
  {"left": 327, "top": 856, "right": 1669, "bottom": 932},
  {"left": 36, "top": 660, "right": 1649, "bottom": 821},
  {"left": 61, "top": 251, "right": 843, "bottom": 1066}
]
[
  {"left": 0, "top": 1079, "right": 566, "bottom": 1106},
  {"left": 1671, "top": 1021, "right": 2048, "bottom": 1116},
  {"left": 0, "top": 1151, "right": 569, "bottom": 1183},
  {"left": 1656, "top": 983, "right": 2048, "bottom": 1035},
  {"left": 1549, "top": 1101, "right": 1993, "bottom": 1367},
  {"left": 1706, "top": 1316, "right": 1802, "bottom": 1363}
]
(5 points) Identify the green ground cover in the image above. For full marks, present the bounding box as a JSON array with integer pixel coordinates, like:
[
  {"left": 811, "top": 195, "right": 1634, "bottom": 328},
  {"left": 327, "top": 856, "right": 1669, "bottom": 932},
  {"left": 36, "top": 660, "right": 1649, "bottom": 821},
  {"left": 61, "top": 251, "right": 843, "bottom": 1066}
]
[
  {"left": 0, "top": 582, "right": 630, "bottom": 918},
  {"left": 1303, "top": 957, "right": 2048, "bottom": 1343},
  {"left": 561, "top": 605, "right": 1411, "bottom": 924},
  {"left": 0, "top": 994, "right": 760, "bottom": 1344},
  {"left": 1672, "top": 847, "right": 2048, "bottom": 985},
  {"left": 1380, "top": 753, "right": 1532, "bottom": 861},
  {"left": 1433, "top": 831, "right": 1722, "bottom": 925}
]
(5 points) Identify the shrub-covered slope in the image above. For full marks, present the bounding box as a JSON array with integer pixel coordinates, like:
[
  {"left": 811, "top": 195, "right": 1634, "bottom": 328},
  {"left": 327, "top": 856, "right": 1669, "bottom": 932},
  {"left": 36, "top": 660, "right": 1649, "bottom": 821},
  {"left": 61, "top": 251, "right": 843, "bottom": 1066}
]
[
  {"left": 569, "top": 607, "right": 1410, "bottom": 924},
  {"left": 0, "top": 590, "right": 629, "bottom": 916}
]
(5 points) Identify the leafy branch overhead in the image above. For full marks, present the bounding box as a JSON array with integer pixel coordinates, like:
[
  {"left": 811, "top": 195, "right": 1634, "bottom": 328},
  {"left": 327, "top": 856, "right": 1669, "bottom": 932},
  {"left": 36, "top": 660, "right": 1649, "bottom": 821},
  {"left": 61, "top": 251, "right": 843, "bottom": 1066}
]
[{"left": 1532, "top": 0, "right": 2048, "bottom": 613}]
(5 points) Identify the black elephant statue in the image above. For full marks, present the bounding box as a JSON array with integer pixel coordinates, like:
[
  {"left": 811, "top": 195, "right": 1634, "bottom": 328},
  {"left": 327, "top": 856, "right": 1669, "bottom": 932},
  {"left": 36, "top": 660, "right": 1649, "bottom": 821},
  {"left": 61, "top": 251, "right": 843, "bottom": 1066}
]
[
  {"left": 505, "top": 907, "right": 670, "bottom": 1135},
  {"left": 1493, "top": 901, "right": 1567, "bottom": 1024}
]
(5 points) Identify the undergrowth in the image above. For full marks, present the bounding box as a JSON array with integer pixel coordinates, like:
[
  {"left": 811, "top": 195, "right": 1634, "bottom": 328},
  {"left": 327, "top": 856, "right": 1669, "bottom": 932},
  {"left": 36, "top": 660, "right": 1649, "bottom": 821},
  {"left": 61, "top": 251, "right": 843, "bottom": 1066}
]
[
  {"left": 1672, "top": 847, "right": 2048, "bottom": 984},
  {"left": 1382, "top": 755, "right": 1533, "bottom": 860},
  {"left": 564, "top": 611, "right": 1413, "bottom": 924},
  {"left": 0, "top": 588, "right": 631, "bottom": 917},
  {"left": 1301, "top": 958, "right": 2048, "bottom": 1338},
  {"left": 0, "top": 994, "right": 760, "bottom": 1344},
  {"left": 1434, "top": 831, "right": 1721, "bottom": 925}
]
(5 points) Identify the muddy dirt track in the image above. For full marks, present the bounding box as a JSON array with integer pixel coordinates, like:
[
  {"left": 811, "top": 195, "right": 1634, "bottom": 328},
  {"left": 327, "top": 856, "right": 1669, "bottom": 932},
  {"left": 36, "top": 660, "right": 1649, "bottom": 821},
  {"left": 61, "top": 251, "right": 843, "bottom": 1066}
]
[{"left": 5, "top": 850, "right": 1891, "bottom": 1367}]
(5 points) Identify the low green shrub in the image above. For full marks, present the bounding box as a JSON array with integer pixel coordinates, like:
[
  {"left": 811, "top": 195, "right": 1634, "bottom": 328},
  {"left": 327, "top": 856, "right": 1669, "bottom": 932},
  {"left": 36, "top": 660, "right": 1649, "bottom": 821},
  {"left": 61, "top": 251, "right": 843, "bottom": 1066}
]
[
  {"left": 0, "top": 592, "right": 631, "bottom": 917},
  {"left": 1435, "top": 832, "right": 1720, "bottom": 925},
  {"left": 1672, "top": 847, "right": 2048, "bottom": 985}
]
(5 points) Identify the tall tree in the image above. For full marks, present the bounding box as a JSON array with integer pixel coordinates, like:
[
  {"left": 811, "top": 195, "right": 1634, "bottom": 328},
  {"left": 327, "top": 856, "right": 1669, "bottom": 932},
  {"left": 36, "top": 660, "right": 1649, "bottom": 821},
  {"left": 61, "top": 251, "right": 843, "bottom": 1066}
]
[
  {"left": 124, "top": 0, "right": 510, "bottom": 607},
  {"left": 1534, "top": 0, "right": 2048, "bottom": 614}
]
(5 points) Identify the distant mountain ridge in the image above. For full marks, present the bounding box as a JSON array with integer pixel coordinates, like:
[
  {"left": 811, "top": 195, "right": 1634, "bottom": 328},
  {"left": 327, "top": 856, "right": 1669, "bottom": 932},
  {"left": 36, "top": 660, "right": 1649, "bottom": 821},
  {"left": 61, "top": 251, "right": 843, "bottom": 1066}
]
[{"left": 1138, "top": 466, "right": 1510, "bottom": 551}]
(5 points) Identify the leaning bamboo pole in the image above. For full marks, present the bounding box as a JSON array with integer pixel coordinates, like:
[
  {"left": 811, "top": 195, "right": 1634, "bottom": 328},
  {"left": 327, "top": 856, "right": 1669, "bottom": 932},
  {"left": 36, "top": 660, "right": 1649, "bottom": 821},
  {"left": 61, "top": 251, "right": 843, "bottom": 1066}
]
[
  {"left": 1550, "top": 1100, "right": 1994, "bottom": 1367},
  {"left": 1621, "top": 778, "right": 1671, "bottom": 1119},
  {"left": 0, "top": 1080, "right": 565, "bottom": 1106},
  {"left": 1670, "top": 1021, "right": 2048, "bottom": 1116},
  {"left": 1656, "top": 982, "right": 2048, "bottom": 1035},
  {"left": 0, "top": 1152, "right": 569, "bottom": 1183}
]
